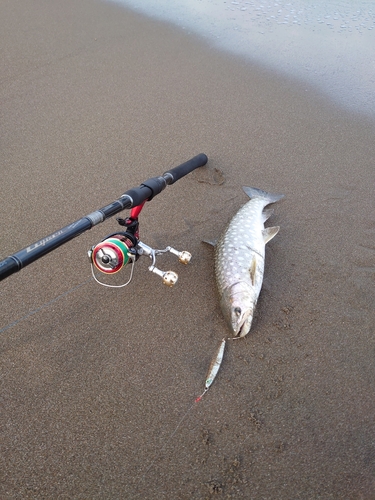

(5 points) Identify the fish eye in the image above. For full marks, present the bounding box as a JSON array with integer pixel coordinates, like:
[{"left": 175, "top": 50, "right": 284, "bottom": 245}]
[{"left": 234, "top": 307, "right": 242, "bottom": 316}]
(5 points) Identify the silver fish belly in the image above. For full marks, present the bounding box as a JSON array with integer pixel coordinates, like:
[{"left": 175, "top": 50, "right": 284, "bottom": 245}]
[{"left": 215, "top": 186, "right": 284, "bottom": 337}]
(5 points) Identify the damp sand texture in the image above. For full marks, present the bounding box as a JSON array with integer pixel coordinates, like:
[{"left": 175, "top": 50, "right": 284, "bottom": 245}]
[{"left": 1, "top": 0, "right": 375, "bottom": 498}]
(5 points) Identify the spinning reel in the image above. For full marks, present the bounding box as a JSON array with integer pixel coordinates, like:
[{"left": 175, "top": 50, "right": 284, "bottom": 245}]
[{"left": 88, "top": 208, "right": 191, "bottom": 288}]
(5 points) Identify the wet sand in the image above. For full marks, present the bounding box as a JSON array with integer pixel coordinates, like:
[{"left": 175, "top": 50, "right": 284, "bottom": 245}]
[{"left": 1, "top": 0, "right": 375, "bottom": 498}]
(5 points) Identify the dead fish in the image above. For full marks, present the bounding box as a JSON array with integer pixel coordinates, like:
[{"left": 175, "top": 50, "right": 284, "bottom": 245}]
[{"left": 215, "top": 186, "right": 284, "bottom": 337}]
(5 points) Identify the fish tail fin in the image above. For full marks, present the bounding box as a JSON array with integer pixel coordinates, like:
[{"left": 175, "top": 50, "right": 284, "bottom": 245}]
[{"left": 242, "top": 186, "right": 284, "bottom": 204}]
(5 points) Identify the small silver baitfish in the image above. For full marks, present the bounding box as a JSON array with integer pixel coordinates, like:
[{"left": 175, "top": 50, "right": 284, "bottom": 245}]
[{"left": 215, "top": 186, "right": 284, "bottom": 337}]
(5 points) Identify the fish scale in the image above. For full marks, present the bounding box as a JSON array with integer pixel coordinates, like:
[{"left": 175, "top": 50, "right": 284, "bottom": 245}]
[{"left": 215, "top": 186, "right": 284, "bottom": 337}]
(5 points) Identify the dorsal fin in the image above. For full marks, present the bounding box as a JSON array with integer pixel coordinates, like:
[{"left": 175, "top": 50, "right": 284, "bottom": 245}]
[{"left": 262, "top": 226, "right": 280, "bottom": 244}]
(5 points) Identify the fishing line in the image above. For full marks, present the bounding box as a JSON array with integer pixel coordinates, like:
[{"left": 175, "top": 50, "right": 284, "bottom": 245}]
[
  {"left": 139, "top": 335, "right": 242, "bottom": 480},
  {"left": 0, "top": 277, "right": 93, "bottom": 334},
  {"left": 140, "top": 400, "right": 198, "bottom": 479}
]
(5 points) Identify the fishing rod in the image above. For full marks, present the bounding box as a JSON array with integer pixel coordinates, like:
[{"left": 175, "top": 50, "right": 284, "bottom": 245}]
[{"left": 0, "top": 153, "right": 208, "bottom": 285}]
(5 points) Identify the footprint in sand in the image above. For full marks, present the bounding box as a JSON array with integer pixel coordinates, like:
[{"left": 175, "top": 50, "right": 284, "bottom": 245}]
[{"left": 195, "top": 166, "right": 226, "bottom": 186}]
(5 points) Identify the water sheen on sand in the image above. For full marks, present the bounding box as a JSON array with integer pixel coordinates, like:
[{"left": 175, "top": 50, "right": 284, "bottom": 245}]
[{"left": 110, "top": 0, "right": 375, "bottom": 118}]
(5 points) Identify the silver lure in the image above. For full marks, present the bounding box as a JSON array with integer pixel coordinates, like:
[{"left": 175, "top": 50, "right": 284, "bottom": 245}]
[{"left": 215, "top": 186, "right": 284, "bottom": 337}]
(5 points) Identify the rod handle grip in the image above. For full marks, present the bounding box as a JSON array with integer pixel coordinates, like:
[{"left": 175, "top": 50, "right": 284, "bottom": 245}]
[{"left": 163, "top": 153, "right": 208, "bottom": 184}]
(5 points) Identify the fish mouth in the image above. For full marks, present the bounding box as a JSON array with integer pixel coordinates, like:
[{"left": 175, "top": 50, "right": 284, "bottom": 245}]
[
  {"left": 232, "top": 312, "right": 253, "bottom": 337},
  {"left": 238, "top": 319, "right": 252, "bottom": 337}
]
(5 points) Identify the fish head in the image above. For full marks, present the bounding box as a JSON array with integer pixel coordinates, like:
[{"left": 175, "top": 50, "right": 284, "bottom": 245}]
[{"left": 221, "top": 282, "right": 255, "bottom": 337}]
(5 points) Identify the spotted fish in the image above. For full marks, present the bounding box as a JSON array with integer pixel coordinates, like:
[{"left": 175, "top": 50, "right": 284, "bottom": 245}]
[{"left": 215, "top": 186, "right": 284, "bottom": 337}]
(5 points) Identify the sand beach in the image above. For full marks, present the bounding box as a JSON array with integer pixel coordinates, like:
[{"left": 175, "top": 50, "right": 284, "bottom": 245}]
[{"left": 1, "top": 0, "right": 375, "bottom": 498}]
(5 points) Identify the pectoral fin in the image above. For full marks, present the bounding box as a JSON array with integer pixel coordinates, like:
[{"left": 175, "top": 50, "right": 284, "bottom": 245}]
[
  {"left": 262, "top": 226, "right": 280, "bottom": 244},
  {"left": 249, "top": 256, "right": 257, "bottom": 286},
  {"left": 202, "top": 239, "right": 217, "bottom": 247}
]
